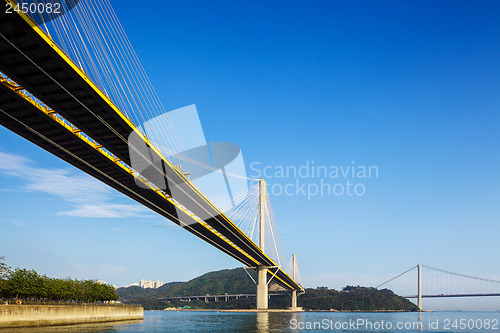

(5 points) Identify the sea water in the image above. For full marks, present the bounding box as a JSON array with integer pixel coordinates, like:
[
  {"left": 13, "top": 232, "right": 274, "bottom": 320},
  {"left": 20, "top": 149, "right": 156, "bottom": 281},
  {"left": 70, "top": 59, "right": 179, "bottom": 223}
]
[{"left": 2, "top": 310, "right": 499, "bottom": 332}]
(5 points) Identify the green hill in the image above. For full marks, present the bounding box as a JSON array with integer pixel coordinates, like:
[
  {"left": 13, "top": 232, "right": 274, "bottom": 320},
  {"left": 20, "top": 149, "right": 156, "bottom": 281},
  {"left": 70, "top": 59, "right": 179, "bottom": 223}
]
[
  {"left": 280, "top": 286, "right": 418, "bottom": 311},
  {"left": 117, "top": 268, "right": 418, "bottom": 311},
  {"left": 117, "top": 268, "right": 256, "bottom": 301},
  {"left": 158, "top": 268, "right": 256, "bottom": 297}
]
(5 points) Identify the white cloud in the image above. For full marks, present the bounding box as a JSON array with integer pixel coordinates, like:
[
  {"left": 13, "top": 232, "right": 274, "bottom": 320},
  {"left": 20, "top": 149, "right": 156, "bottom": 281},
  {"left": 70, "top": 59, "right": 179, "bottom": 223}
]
[
  {"left": 0, "top": 150, "right": 153, "bottom": 219},
  {"left": 58, "top": 204, "right": 150, "bottom": 218},
  {"left": 0, "top": 218, "right": 23, "bottom": 227},
  {"left": 0, "top": 188, "right": 18, "bottom": 192}
]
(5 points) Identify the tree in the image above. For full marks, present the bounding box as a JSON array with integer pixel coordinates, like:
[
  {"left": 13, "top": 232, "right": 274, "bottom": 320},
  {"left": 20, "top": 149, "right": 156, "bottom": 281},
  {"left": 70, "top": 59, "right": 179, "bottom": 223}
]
[
  {"left": 0, "top": 256, "right": 11, "bottom": 293},
  {"left": 2, "top": 268, "right": 45, "bottom": 299},
  {"left": 342, "top": 285, "right": 359, "bottom": 292},
  {"left": 0, "top": 256, "right": 10, "bottom": 278},
  {"left": 0, "top": 263, "right": 119, "bottom": 301}
]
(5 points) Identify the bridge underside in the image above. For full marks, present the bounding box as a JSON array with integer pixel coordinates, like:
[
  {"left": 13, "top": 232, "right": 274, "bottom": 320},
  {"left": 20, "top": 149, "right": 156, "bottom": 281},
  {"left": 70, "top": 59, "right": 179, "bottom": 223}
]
[
  {"left": 0, "top": 7, "right": 303, "bottom": 293},
  {"left": 0, "top": 76, "right": 257, "bottom": 268}
]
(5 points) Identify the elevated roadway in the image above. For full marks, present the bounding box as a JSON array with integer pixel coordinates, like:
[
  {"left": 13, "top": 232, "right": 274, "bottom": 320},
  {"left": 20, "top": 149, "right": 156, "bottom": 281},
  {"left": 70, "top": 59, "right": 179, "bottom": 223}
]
[{"left": 0, "top": 3, "right": 303, "bottom": 293}]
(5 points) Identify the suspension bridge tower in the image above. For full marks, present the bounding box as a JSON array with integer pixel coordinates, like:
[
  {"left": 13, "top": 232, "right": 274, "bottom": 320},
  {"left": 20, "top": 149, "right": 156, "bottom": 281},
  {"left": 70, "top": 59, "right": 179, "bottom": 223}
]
[
  {"left": 256, "top": 179, "right": 269, "bottom": 309},
  {"left": 291, "top": 254, "right": 298, "bottom": 309},
  {"left": 417, "top": 263, "right": 422, "bottom": 311}
]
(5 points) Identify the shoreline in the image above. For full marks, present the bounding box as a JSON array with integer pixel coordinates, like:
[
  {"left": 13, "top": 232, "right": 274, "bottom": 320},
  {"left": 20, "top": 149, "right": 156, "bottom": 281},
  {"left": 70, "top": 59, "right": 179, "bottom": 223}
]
[
  {"left": 163, "top": 308, "right": 304, "bottom": 313},
  {"left": 0, "top": 304, "right": 144, "bottom": 328},
  {"left": 160, "top": 308, "right": 420, "bottom": 313}
]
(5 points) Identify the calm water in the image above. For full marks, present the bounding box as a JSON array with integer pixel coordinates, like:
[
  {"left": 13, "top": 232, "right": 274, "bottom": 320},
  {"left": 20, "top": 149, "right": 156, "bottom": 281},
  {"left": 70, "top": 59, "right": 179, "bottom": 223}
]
[{"left": 2, "top": 311, "right": 499, "bottom": 332}]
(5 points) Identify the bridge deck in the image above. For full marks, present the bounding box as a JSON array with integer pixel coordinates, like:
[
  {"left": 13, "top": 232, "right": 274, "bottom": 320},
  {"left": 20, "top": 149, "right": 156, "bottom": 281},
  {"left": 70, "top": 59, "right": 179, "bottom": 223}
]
[
  {"left": 159, "top": 293, "right": 287, "bottom": 301},
  {"left": 0, "top": 5, "right": 302, "bottom": 292},
  {"left": 0, "top": 75, "right": 261, "bottom": 268}
]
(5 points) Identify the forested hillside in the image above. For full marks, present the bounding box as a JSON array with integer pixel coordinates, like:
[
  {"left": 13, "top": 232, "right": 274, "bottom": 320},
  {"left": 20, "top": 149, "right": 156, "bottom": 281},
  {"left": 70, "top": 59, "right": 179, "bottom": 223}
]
[{"left": 117, "top": 268, "right": 418, "bottom": 311}]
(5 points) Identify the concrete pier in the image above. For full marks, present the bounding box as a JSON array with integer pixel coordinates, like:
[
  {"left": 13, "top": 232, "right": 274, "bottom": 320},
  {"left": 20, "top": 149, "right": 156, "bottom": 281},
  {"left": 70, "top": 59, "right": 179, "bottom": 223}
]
[
  {"left": 256, "top": 266, "right": 269, "bottom": 309},
  {"left": 0, "top": 304, "right": 143, "bottom": 328}
]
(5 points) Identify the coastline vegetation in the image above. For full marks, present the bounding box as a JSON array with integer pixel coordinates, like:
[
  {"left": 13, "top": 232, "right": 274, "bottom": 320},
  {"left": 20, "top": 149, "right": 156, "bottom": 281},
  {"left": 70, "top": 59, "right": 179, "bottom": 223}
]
[
  {"left": 291, "top": 286, "right": 418, "bottom": 311},
  {"left": 0, "top": 257, "right": 118, "bottom": 302}
]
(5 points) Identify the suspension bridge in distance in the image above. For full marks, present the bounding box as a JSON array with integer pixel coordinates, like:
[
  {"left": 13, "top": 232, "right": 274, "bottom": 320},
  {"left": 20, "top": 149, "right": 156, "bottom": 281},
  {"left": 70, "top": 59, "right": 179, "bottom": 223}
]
[
  {"left": 0, "top": 1, "right": 304, "bottom": 310},
  {"left": 377, "top": 264, "right": 500, "bottom": 311}
]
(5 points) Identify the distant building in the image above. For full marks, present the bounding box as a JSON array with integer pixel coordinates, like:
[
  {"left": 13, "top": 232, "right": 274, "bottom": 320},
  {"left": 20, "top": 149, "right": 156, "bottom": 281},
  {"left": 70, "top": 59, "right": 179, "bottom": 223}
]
[
  {"left": 97, "top": 280, "right": 118, "bottom": 289},
  {"left": 139, "top": 279, "right": 164, "bottom": 289},
  {"left": 123, "top": 282, "right": 139, "bottom": 288},
  {"left": 122, "top": 280, "right": 163, "bottom": 289}
]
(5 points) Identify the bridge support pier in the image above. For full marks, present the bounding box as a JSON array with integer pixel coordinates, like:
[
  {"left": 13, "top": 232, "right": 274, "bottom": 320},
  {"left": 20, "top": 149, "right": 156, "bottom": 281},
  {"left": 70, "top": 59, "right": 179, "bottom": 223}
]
[
  {"left": 257, "top": 265, "right": 268, "bottom": 309},
  {"left": 291, "top": 290, "right": 297, "bottom": 309}
]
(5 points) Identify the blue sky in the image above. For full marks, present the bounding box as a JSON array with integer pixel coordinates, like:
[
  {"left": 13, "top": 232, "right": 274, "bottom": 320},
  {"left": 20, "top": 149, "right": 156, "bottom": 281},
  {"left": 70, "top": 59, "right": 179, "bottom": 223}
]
[{"left": 1, "top": 0, "right": 499, "bottom": 310}]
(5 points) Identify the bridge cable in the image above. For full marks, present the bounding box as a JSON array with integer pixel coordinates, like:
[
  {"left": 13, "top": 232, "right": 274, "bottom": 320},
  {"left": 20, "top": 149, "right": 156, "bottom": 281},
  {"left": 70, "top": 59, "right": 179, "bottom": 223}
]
[
  {"left": 7, "top": 2, "right": 296, "bottom": 281},
  {"left": 422, "top": 265, "right": 500, "bottom": 285},
  {"left": 376, "top": 265, "right": 417, "bottom": 289}
]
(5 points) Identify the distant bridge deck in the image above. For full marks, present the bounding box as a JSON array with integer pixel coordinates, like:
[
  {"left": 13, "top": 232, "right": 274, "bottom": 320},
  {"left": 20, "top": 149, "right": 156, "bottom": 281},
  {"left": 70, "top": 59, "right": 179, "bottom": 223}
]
[{"left": 159, "top": 293, "right": 287, "bottom": 301}]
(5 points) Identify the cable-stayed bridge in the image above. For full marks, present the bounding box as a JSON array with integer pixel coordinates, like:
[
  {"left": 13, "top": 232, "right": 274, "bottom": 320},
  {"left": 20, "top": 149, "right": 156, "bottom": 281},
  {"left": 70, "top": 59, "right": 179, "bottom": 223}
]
[
  {"left": 0, "top": 0, "right": 304, "bottom": 309},
  {"left": 377, "top": 264, "right": 500, "bottom": 311}
]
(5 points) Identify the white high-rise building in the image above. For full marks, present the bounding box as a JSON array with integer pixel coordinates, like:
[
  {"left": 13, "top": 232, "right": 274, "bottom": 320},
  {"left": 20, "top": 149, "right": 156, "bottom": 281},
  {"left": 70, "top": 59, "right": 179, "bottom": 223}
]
[{"left": 138, "top": 279, "right": 163, "bottom": 289}]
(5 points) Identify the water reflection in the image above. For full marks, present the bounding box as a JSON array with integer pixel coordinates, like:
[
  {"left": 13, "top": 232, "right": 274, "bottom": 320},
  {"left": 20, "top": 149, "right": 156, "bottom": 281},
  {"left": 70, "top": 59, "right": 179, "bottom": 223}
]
[
  {"left": 255, "top": 311, "right": 307, "bottom": 332},
  {"left": 256, "top": 312, "right": 269, "bottom": 332}
]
